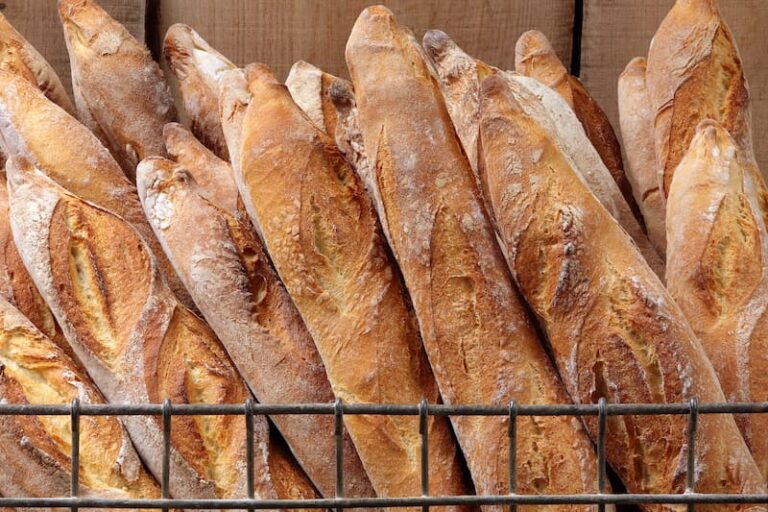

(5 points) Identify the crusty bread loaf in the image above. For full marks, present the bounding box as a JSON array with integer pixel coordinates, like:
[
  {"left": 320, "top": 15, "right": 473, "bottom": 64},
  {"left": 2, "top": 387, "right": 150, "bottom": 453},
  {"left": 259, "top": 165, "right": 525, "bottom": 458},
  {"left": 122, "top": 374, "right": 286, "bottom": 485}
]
[
  {"left": 0, "top": 69, "right": 194, "bottom": 310},
  {"left": 0, "top": 295, "right": 161, "bottom": 507},
  {"left": 646, "top": 0, "right": 754, "bottom": 195},
  {"left": 285, "top": 60, "right": 343, "bottom": 135},
  {"left": 136, "top": 156, "right": 376, "bottom": 500},
  {"left": 232, "top": 62, "right": 470, "bottom": 506},
  {"left": 478, "top": 74, "right": 766, "bottom": 510},
  {"left": 514, "top": 30, "right": 641, "bottom": 220},
  {"left": 0, "top": 13, "right": 75, "bottom": 116},
  {"left": 618, "top": 58, "right": 666, "bottom": 258},
  {"left": 218, "top": 69, "right": 249, "bottom": 182},
  {"left": 6, "top": 156, "right": 310, "bottom": 504},
  {"left": 666, "top": 120, "right": 768, "bottom": 478},
  {"left": 346, "top": 7, "right": 603, "bottom": 510},
  {"left": 164, "top": 24, "right": 236, "bottom": 161},
  {"left": 58, "top": 0, "right": 176, "bottom": 181}
]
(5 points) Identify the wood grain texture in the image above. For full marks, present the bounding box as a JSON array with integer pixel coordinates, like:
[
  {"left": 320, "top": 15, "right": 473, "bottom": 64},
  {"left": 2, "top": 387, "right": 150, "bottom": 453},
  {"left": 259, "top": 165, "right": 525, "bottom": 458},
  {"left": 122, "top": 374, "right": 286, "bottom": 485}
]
[
  {"left": 581, "top": 0, "right": 768, "bottom": 171},
  {"left": 1, "top": 0, "right": 146, "bottom": 96}
]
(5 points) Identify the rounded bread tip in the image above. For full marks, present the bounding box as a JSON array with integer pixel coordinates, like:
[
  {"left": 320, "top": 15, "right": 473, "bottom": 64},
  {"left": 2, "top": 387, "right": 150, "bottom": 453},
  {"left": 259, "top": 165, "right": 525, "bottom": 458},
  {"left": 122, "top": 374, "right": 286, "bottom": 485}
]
[
  {"left": 421, "top": 29, "right": 452, "bottom": 59},
  {"left": 621, "top": 56, "right": 647, "bottom": 78},
  {"left": 244, "top": 63, "right": 277, "bottom": 91},
  {"left": 515, "top": 30, "right": 554, "bottom": 62},
  {"left": 328, "top": 79, "right": 354, "bottom": 108}
]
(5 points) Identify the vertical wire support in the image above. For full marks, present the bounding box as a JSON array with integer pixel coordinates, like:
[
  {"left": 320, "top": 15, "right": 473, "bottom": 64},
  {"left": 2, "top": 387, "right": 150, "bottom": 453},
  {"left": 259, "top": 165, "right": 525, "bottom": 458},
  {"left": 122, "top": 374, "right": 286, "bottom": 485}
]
[
  {"left": 334, "top": 398, "right": 344, "bottom": 512},
  {"left": 597, "top": 398, "right": 607, "bottom": 512},
  {"left": 245, "top": 398, "right": 255, "bottom": 512},
  {"left": 508, "top": 400, "right": 518, "bottom": 512},
  {"left": 686, "top": 398, "right": 699, "bottom": 512},
  {"left": 70, "top": 398, "right": 80, "bottom": 512},
  {"left": 161, "top": 398, "right": 172, "bottom": 511},
  {"left": 419, "top": 398, "right": 430, "bottom": 512}
]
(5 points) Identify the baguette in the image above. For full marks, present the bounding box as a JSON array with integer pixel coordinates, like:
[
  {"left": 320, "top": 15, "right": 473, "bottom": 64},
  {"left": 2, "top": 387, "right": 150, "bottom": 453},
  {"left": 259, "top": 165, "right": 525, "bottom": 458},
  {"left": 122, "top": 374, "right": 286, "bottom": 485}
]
[
  {"left": 6, "top": 156, "right": 307, "bottom": 504},
  {"left": 163, "top": 122, "right": 240, "bottom": 217},
  {"left": 514, "top": 30, "right": 640, "bottom": 221},
  {"left": 666, "top": 120, "right": 768, "bottom": 478},
  {"left": 0, "top": 69, "right": 195, "bottom": 310},
  {"left": 0, "top": 13, "right": 75, "bottom": 116},
  {"left": 164, "top": 24, "right": 236, "bottom": 161},
  {"left": 346, "top": 7, "right": 602, "bottom": 509},
  {"left": 136, "top": 156, "right": 377, "bottom": 499},
  {"left": 233, "top": 62, "right": 470, "bottom": 506},
  {"left": 285, "top": 60, "right": 341, "bottom": 135},
  {"left": 618, "top": 58, "right": 666, "bottom": 257},
  {"left": 477, "top": 74, "right": 766, "bottom": 510},
  {"left": 420, "top": 32, "right": 662, "bottom": 276},
  {"left": 58, "top": 0, "right": 176, "bottom": 181},
  {"left": 646, "top": 0, "right": 754, "bottom": 195},
  {"left": 0, "top": 295, "right": 161, "bottom": 509}
]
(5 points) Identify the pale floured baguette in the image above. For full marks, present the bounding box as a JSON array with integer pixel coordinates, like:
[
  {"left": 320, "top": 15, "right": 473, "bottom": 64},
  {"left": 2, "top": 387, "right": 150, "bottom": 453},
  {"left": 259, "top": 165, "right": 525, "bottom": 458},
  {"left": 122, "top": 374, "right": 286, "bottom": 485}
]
[
  {"left": 346, "top": 7, "right": 602, "bottom": 509},
  {"left": 478, "top": 74, "right": 766, "bottom": 510},
  {"left": 0, "top": 13, "right": 75, "bottom": 116},
  {"left": 285, "top": 60, "right": 341, "bottom": 135},
  {"left": 163, "top": 122, "right": 240, "bottom": 217},
  {"left": 58, "top": 0, "right": 176, "bottom": 181},
  {"left": 0, "top": 296, "right": 161, "bottom": 507},
  {"left": 618, "top": 58, "right": 666, "bottom": 257},
  {"left": 6, "top": 157, "right": 295, "bottom": 504},
  {"left": 0, "top": 69, "right": 194, "bottom": 310},
  {"left": 136, "top": 156, "right": 376, "bottom": 500},
  {"left": 233, "top": 62, "right": 470, "bottom": 506},
  {"left": 646, "top": 0, "right": 754, "bottom": 195},
  {"left": 164, "top": 23, "right": 236, "bottom": 161},
  {"left": 666, "top": 120, "right": 768, "bottom": 478},
  {"left": 514, "top": 30, "right": 640, "bottom": 220}
]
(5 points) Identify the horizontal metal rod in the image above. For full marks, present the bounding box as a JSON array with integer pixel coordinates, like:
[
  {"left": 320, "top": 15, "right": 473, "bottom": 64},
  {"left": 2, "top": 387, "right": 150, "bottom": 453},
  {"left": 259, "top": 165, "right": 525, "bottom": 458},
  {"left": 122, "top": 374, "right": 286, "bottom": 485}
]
[
  {"left": 1, "top": 401, "right": 768, "bottom": 416},
  {"left": 2, "top": 493, "right": 768, "bottom": 509}
]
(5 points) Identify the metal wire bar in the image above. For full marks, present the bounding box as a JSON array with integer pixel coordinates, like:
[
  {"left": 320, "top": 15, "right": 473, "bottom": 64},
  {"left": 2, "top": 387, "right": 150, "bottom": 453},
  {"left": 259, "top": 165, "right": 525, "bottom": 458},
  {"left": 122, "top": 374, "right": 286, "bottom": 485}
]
[
  {"left": 507, "top": 400, "right": 518, "bottom": 512},
  {"left": 334, "top": 397, "right": 344, "bottom": 512},
  {"left": 419, "top": 398, "right": 429, "bottom": 512},
  {"left": 596, "top": 398, "right": 607, "bottom": 512},
  {"left": 161, "top": 398, "right": 171, "bottom": 510},
  {"left": 246, "top": 398, "right": 255, "bottom": 512},
  {"left": 686, "top": 398, "right": 699, "bottom": 512},
  {"left": 70, "top": 398, "right": 80, "bottom": 512}
]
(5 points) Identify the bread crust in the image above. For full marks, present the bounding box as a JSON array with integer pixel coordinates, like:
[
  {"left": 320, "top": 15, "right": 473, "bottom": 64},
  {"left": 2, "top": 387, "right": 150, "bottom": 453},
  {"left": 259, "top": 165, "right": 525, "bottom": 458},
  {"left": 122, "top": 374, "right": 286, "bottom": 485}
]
[
  {"left": 666, "top": 120, "right": 768, "bottom": 478},
  {"left": 136, "top": 156, "right": 375, "bottom": 500},
  {"left": 6, "top": 158, "right": 278, "bottom": 504},
  {"left": 478, "top": 74, "right": 767, "bottom": 510},
  {"left": 347, "top": 7, "right": 603, "bottom": 510},
  {"left": 164, "top": 24, "right": 236, "bottom": 161},
  {"left": 646, "top": 0, "right": 753, "bottom": 196},
  {"left": 0, "top": 296, "right": 160, "bottom": 509},
  {"left": 285, "top": 60, "right": 341, "bottom": 136},
  {"left": 618, "top": 58, "right": 666, "bottom": 258},
  {"left": 0, "top": 70, "right": 194, "bottom": 310},
  {"left": 58, "top": 0, "right": 176, "bottom": 181}
]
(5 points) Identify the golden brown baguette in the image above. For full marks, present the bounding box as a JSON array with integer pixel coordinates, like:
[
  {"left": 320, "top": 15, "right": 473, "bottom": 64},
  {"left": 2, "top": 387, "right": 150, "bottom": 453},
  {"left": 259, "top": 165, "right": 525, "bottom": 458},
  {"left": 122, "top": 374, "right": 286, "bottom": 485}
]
[
  {"left": 666, "top": 120, "right": 768, "bottom": 478},
  {"left": 618, "top": 58, "right": 666, "bottom": 257},
  {"left": 347, "top": 7, "right": 603, "bottom": 509},
  {"left": 136, "top": 156, "right": 376, "bottom": 500},
  {"left": 0, "top": 13, "right": 75, "bottom": 116},
  {"left": 0, "top": 69, "right": 194, "bottom": 310},
  {"left": 6, "top": 156, "right": 308, "bottom": 504},
  {"left": 163, "top": 122, "right": 240, "bottom": 217},
  {"left": 233, "top": 62, "right": 470, "bottom": 506},
  {"left": 514, "top": 30, "right": 640, "bottom": 220},
  {"left": 478, "top": 73, "right": 767, "bottom": 510},
  {"left": 0, "top": 295, "right": 161, "bottom": 508},
  {"left": 646, "top": 0, "right": 753, "bottom": 195},
  {"left": 58, "top": 0, "right": 176, "bottom": 181},
  {"left": 164, "top": 24, "right": 236, "bottom": 161},
  {"left": 285, "top": 60, "right": 342, "bottom": 135}
]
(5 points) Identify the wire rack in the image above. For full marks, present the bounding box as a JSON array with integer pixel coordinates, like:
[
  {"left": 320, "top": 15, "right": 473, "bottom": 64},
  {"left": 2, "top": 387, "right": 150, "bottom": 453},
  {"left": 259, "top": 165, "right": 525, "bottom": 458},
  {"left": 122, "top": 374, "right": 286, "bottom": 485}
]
[{"left": 2, "top": 398, "right": 768, "bottom": 510}]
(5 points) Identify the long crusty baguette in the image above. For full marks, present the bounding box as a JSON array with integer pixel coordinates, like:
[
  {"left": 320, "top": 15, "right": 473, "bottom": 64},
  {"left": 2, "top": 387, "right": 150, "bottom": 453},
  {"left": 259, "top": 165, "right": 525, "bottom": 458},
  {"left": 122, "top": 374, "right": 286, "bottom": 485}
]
[
  {"left": 0, "top": 296, "right": 161, "bottom": 508},
  {"left": 0, "top": 69, "right": 194, "bottom": 310},
  {"left": 136, "top": 156, "right": 376, "bottom": 500},
  {"left": 163, "top": 122, "right": 240, "bottom": 217},
  {"left": 346, "top": 7, "right": 602, "bottom": 509},
  {"left": 0, "top": 13, "right": 75, "bottom": 116},
  {"left": 420, "top": 32, "right": 663, "bottom": 277},
  {"left": 233, "top": 62, "right": 470, "bottom": 506},
  {"left": 285, "top": 60, "right": 342, "bottom": 135},
  {"left": 6, "top": 156, "right": 312, "bottom": 504},
  {"left": 164, "top": 24, "right": 236, "bottom": 161},
  {"left": 478, "top": 73, "right": 766, "bottom": 510},
  {"left": 666, "top": 120, "right": 768, "bottom": 478},
  {"left": 618, "top": 58, "right": 666, "bottom": 257},
  {"left": 646, "top": 0, "right": 754, "bottom": 195},
  {"left": 58, "top": 0, "right": 176, "bottom": 181},
  {"left": 514, "top": 30, "right": 640, "bottom": 220}
]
